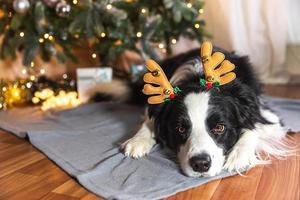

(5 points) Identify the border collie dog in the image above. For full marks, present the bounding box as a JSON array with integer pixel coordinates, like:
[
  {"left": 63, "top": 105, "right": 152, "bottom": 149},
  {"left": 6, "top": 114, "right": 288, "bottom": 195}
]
[{"left": 90, "top": 47, "right": 291, "bottom": 177}]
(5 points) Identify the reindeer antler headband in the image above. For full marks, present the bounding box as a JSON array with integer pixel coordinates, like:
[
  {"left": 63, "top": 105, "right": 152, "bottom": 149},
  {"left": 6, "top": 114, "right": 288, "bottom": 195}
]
[
  {"left": 143, "top": 41, "right": 236, "bottom": 104},
  {"left": 200, "top": 41, "right": 236, "bottom": 89}
]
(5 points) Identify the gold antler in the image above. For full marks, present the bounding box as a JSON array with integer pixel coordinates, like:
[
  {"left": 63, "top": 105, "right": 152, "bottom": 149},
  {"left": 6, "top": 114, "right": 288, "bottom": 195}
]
[
  {"left": 143, "top": 59, "right": 180, "bottom": 104},
  {"left": 201, "top": 41, "right": 236, "bottom": 86}
]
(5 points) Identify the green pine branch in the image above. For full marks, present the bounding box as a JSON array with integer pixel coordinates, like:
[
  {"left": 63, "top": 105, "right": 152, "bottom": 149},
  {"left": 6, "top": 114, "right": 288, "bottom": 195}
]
[{"left": 0, "top": 0, "right": 208, "bottom": 66}]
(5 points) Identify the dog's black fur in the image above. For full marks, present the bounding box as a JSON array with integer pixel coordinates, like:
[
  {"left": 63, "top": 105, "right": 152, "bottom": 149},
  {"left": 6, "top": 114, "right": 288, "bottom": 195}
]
[
  {"left": 123, "top": 48, "right": 269, "bottom": 155},
  {"left": 93, "top": 47, "right": 272, "bottom": 170}
]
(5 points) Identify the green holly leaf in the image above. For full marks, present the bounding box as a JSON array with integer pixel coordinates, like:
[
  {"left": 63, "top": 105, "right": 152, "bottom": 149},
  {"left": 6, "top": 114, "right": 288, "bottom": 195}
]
[
  {"left": 174, "top": 86, "right": 182, "bottom": 94},
  {"left": 200, "top": 78, "right": 206, "bottom": 86},
  {"left": 213, "top": 82, "right": 220, "bottom": 87},
  {"left": 164, "top": 97, "right": 171, "bottom": 102}
]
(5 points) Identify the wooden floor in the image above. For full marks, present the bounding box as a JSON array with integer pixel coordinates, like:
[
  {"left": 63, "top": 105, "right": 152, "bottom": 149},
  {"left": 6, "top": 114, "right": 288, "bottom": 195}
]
[{"left": 0, "top": 85, "right": 299, "bottom": 200}]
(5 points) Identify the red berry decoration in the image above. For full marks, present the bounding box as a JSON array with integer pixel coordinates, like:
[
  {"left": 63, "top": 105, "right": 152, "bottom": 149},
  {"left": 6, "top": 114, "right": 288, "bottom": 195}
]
[
  {"left": 206, "top": 82, "right": 213, "bottom": 89},
  {"left": 170, "top": 93, "right": 176, "bottom": 99}
]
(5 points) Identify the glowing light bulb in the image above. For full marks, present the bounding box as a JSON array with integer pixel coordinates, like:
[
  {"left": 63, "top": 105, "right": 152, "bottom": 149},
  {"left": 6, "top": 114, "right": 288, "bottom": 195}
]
[
  {"left": 39, "top": 38, "right": 44, "bottom": 43},
  {"left": 26, "top": 82, "right": 32, "bottom": 88},
  {"left": 194, "top": 23, "right": 200, "bottom": 29},
  {"left": 19, "top": 32, "right": 25, "bottom": 37},
  {"left": 62, "top": 74, "right": 68, "bottom": 79},
  {"left": 106, "top": 4, "right": 112, "bottom": 10},
  {"left": 30, "top": 75, "right": 36, "bottom": 81},
  {"left": 171, "top": 39, "right": 177, "bottom": 44},
  {"left": 199, "top": 9, "right": 204, "bottom": 14},
  {"left": 92, "top": 53, "right": 97, "bottom": 59},
  {"left": 48, "top": 35, "right": 54, "bottom": 41},
  {"left": 186, "top": 3, "right": 192, "bottom": 8},
  {"left": 2, "top": 87, "right": 7, "bottom": 92},
  {"left": 73, "top": 0, "right": 78, "bottom": 4},
  {"left": 158, "top": 43, "right": 164, "bottom": 49},
  {"left": 44, "top": 33, "right": 49, "bottom": 39},
  {"left": 101, "top": 32, "right": 106, "bottom": 38},
  {"left": 30, "top": 61, "right": 35, "bottom": 67},
  {"left": 21, "top": 68, "right": 27, "bottom": 74},
  {"left": 141, "top": 8, "right": 146, "bottom": 14},
  {"left": 32, "top": 97, "right": 40, "bottom": 104},
  {"left": 136, "top": 32, "right": 142, "bottom": 38},
  {"left": 40, "top": 69, "right": 46, "bottom": 74}
]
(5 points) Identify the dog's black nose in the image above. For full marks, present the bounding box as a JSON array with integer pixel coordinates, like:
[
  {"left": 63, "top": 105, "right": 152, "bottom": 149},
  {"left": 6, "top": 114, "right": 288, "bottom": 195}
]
[{"left": 189, "top": 153, "right": 211, "bottom": 173}]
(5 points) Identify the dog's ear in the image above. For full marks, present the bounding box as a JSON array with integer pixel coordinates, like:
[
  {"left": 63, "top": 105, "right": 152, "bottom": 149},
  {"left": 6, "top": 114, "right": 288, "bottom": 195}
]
[
  {"left": 225, "top": 84, "right": 270, "bottom": 129},
  {"left": 169, "top": 59, "right": 200, "bottom": 86},
  {"left": 147, "top": 103, "right": 177, "bottom": 148}
]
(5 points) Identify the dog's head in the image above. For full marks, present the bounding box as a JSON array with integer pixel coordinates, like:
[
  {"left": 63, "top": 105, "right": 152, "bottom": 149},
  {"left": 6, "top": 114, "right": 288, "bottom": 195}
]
[{"left": 148, "top": 65, "right": 267, "bottom": 177}]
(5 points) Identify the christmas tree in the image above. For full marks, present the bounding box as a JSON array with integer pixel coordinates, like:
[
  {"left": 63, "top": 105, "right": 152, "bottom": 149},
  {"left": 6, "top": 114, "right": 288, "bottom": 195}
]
[{"left": 0, "top": 0, "right": 207, "bottom": 66}]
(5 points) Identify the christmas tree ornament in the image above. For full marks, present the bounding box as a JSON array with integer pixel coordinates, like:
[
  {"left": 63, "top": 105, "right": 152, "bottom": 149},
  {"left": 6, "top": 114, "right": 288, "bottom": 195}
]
[
  {"left": 55, "top": 1, "right": 71, "bottom": 17},
  {"left": 0, "top": 9, "right": 5, "bottom": 19},
  {"left": 13, "top": 0, "right": 30, "bottom": 14},
  {"left": 42, "top": 0, "right": 60, "bottom": 8}
]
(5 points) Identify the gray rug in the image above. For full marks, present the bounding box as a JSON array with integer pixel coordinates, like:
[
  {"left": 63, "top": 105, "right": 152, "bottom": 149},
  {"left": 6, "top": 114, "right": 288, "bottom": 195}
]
[{"left": 0, "top": 96, "right": 299, "bottom": 200}]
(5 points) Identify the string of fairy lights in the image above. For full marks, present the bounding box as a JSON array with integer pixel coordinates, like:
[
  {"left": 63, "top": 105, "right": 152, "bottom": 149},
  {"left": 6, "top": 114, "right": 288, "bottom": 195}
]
[{"left": 0, "top": 62, "right": 80, "bottom": 111}]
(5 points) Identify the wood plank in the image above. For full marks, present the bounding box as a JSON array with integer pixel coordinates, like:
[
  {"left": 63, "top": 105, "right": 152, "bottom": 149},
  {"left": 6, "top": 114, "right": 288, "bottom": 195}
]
[
  {"left": 167, "top": 179, "right": 221, "bottom": 200},
  {"left": 41, "top": 192, "right": 80, "bottom": 200},
  {"left": 81, "top": 193, "right": 104, "bottom": 200},
  {"left": 0, "top": 131, "right": 24, "bottom": 145},
  {"left": 210, "top": 166, "right": 264, "bottom": 200},
  {"left": 0, "top": 172, "right": 40, "bottom": 198},
  {"left": 0, "top": 144, "right": 45, "bottom": 178},
  {"left": 0, "top": 169, "right": 69, "bottom": 200},
  {"left": 255, "top": 134, "right": 300, "bottom": 200},
  {"left": 18, "top": 158, "right": 67, "bottom": 177}
]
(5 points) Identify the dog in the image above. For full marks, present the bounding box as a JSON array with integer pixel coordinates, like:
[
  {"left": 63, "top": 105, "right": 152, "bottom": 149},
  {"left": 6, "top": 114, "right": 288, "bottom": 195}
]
[{"left": 89, "top": 46, "right": 292, "bottom": 177}]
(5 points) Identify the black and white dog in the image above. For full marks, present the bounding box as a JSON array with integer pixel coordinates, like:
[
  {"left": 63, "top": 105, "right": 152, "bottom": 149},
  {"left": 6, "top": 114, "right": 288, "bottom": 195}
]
[{"left": 90, "top": 47, "right": 291, "bottom": 177}]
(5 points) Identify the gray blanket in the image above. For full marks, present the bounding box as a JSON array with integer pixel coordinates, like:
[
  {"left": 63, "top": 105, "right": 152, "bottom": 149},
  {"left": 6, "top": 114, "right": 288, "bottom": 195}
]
[{"left": 0, "top": 96, "right": 299, "bottom": 200}]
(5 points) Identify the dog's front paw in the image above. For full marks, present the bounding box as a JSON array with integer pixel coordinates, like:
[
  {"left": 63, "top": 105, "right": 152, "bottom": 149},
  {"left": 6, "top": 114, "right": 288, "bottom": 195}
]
[
  {"left": 223, "top": 148, "right": 258, "bottom": 173},
  {"left": 121, "top": 136, "right": 156, "bottom": 159}
]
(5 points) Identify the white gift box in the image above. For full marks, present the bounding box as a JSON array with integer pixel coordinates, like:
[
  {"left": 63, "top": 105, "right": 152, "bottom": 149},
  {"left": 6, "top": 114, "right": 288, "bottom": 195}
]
[{"left": 77, "top": 67, "right": 113, "bottom": 102}]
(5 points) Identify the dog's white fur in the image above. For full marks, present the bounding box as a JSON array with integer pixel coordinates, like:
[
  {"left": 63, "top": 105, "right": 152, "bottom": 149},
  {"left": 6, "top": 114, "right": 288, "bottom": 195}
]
[
  {"left": 178, "top": 93, "right": 224, "bottom": 177},
  {"left": 122, "top": 92, "right": 293, "bottom": 177},
  {"left": 122, "top": 114, "right": 156, "bottom": 158}
]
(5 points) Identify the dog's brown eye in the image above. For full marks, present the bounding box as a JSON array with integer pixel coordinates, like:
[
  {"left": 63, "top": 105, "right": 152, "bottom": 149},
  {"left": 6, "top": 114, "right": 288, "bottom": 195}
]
[
  {"left": 212, "top": 124, "right": 226, "bottom": 135},
  {"left": 177, "top": 126, "right": 186, "bottom": 134}
]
